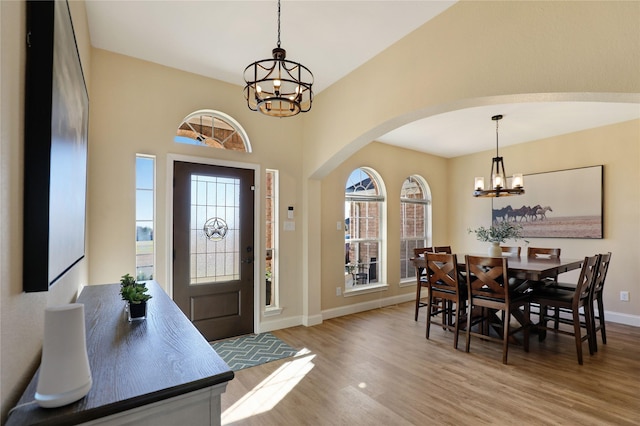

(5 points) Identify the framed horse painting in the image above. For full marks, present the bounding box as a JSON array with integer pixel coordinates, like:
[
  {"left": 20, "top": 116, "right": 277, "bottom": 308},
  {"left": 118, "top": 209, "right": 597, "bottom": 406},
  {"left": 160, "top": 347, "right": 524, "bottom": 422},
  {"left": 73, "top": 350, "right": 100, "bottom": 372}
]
[
  {"left": 23, "top": 1, "right": 89, "bottom": 291},
  {"left": 492, "top": 165, "right": 603, "bottom": 239}
]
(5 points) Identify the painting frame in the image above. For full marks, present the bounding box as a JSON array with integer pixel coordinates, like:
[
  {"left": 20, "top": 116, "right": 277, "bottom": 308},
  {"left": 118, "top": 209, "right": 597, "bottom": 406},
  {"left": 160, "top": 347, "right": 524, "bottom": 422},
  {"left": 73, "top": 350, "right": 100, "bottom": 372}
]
[
  {"left": 492, "top": 166, "right": 603, "bottom": 239},
  {"left": 23, "top": 0, "right": 89, "bottom": 292}
]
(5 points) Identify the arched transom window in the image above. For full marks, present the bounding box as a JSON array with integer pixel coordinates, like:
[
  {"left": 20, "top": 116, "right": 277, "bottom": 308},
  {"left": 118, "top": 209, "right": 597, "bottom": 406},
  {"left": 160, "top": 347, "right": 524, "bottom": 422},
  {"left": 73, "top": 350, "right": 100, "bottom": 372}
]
[{"left": 175, "top": 110, "right": 252, "bottom": 152}]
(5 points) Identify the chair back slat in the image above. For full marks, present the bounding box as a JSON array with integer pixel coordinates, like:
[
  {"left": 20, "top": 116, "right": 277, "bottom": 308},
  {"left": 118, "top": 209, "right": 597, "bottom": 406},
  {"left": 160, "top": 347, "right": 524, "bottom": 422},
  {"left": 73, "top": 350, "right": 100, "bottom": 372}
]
[
  {"left": 573, "top": 255, "right": 600, "bottom": 307},
  {"left": 434, "top": 245, "right": 452, "bottom": 254},
  {"left": 527, "top": 247, "right": 561, "bottom": 258},
  {"left": 413, "top": 247, "right": 433, "bottom": 257},
  {"left": 592, "top": 252, "right": 612, "bottom": 297},
  {"left": 501, "top": 246, "right": 521, "bottom": 256},
  {"left": 465, "top": 255, "right": 509, "bottom": 300},
  {"left": 425, "top": 253, "right": 460, "bottom": 293}
]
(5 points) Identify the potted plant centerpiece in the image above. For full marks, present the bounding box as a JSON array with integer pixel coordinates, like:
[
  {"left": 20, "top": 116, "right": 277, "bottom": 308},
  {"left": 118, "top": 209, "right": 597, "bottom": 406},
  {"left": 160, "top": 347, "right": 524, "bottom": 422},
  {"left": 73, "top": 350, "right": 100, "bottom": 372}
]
[
  {"left": 468, "top": 221, "right": 526, "bottom": 257},
  {"left": 119, "top": 273, "right": 152, "bottom": 321}
]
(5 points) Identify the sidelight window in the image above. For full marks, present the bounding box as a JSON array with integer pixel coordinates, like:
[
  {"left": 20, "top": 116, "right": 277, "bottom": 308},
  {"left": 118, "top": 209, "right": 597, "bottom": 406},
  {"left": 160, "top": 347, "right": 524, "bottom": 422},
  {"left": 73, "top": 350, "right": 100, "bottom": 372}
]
[{"left": 136, "top": 155, "right": 155, "bottom": 280}]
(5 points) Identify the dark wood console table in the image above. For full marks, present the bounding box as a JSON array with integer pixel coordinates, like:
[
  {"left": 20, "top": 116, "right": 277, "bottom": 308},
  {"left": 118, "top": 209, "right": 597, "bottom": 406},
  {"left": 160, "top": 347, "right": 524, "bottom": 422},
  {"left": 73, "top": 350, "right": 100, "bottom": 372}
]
[{"left": 6, "top": 281, "right": 234, "bottom": 426}]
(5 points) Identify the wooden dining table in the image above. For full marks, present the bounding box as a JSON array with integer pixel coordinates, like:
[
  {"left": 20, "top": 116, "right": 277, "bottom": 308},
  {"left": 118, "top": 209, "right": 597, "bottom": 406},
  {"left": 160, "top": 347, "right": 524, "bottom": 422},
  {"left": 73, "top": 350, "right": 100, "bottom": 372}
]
[
  {"left": 411, "top": 254, "right": 583, "bottom": 281},
  {"left": 411, "top": 254, "right": 584, "bottom": 344}
]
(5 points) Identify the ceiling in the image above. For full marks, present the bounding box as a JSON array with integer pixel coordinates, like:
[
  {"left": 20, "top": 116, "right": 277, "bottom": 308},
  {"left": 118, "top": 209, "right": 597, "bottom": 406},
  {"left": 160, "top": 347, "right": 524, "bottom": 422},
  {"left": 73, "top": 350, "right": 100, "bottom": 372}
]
[{"left": 84, "top": 0, "right": 640, "bottom": 158}]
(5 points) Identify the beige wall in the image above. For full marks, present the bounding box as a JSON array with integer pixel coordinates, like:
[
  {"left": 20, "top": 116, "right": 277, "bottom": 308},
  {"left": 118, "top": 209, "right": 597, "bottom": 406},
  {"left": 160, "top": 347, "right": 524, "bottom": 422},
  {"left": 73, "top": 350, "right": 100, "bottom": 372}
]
[
  {"left": 318, "top": 121, "right": 640, "bottom": 322},
  {"left": 449, "top": 119, "right": 640, "bottom": 320},
  {"left": 320, "top": 142, "right": 448, "bottom": 312},
  {"left": 87, "top": 48, "right": 306, "bottom": 314},
  {"left": 303, "top": 1, "right": 640, "bottom": 180},
  {"left": 1, "top": 0, "right": 92, "bottom": 420},
  {"left": 2, "top": 0, "right": 639, "bottom": 421},
  {"left": 305, "top": 0, "right": 639, "bottom": 321}
]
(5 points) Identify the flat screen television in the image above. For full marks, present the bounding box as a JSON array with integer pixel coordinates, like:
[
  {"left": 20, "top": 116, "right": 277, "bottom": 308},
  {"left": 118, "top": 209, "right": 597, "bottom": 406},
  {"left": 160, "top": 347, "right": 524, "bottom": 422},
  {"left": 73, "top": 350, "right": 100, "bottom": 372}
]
[{"left": 23, "top": 0, "right": 89, "bottom": 292}]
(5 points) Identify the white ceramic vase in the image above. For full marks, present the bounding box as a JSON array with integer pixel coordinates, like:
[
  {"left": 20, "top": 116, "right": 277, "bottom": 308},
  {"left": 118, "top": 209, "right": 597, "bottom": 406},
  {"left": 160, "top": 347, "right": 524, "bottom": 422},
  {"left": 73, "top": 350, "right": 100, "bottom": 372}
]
[{"left": 488, "top": 241, "right": 502, "bottom": 257}]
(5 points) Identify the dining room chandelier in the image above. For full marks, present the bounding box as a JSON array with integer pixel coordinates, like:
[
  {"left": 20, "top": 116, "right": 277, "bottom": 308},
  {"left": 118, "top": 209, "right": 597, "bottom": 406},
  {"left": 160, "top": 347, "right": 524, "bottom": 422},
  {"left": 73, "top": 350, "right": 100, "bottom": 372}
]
[
  {"left": 243, "top": 0, "right": 314, "bottom": 118},
  {"left": 473, "top": 114, "right": 525, "bottom": 197}
]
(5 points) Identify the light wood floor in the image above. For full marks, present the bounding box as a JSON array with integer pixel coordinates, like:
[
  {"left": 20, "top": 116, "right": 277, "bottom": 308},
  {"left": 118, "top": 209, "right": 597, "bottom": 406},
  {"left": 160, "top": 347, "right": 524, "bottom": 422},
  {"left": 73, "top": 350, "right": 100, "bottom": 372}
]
[{"left": 221, "top": 302, "right": 640, "bottom": 425}]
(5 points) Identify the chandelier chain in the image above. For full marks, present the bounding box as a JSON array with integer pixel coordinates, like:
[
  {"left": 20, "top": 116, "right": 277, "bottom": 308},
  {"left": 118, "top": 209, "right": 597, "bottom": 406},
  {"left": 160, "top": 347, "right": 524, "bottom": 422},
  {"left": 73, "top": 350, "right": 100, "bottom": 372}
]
[
  {"left": 277, "top": 0, "right": 281, "bottom": 48},
  {"left": 495, "top": 117, "right": 499, "bottom": 157}
]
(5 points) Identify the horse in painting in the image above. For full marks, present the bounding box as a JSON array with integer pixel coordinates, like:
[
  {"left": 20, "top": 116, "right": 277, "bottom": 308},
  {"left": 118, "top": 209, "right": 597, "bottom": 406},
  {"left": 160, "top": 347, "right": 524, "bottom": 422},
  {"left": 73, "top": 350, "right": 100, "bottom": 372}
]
[
  {"left": 492, "top": 205, "right": 513, "bottom": 223},
  {"left": 511, "top": 205, "right": 530, "bottom": 222},
  {"left": 536, "top": 206, "right": 553, "bottom": 220}
]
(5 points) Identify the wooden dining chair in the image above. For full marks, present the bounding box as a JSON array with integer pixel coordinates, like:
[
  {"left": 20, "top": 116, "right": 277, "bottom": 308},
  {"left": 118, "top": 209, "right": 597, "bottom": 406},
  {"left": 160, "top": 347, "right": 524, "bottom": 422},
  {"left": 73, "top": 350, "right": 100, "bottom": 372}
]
[
  {"left": 501, "top": 246, "right": 521, "bottom": 257},
  {"left": 424, "top": 253, "right": 467, "bottom": 349},
  {"left": 531, "top": 254, "right": 599, "bottom": 365},
  {"left": 588, "top": 252, "right": 612, "bottom": 351},
  {"left": 433, "top": 245, "right": 452, "bottom": 254},
  {"left": 527, "top": 247, "right": 561, "bottom": 258},
  {"left": 464, "top": 255, "right": 530, "bottom": 364},
  {"left": 550, "top": 252, "right": 612, "bottom": 351},
  {"left": 413, "top": 247, "right": 434, "bottom": 257},
  {"left": 527, "top": 247, "right": 562, "bottom": 283},
  {"left": 523, "top": 246, "right": 563, "bottom": 321},
  {"left": 413, "top": 247, "right": 434, "bottom": 321}
]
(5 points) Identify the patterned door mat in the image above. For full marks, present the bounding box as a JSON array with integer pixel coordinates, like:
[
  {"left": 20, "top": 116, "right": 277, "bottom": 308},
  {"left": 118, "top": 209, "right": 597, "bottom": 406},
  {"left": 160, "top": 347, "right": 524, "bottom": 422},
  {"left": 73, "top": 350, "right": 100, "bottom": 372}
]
[{"left": 210, "top": 332, "right": 298, "bottom": 371}]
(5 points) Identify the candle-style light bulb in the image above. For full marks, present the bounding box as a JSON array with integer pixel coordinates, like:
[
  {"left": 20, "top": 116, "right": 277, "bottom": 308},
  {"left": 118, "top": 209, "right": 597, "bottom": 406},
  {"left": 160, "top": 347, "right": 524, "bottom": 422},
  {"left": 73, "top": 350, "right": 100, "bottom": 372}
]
[{"left": 512, "top": 174, "right": 524, "bottom": 188}]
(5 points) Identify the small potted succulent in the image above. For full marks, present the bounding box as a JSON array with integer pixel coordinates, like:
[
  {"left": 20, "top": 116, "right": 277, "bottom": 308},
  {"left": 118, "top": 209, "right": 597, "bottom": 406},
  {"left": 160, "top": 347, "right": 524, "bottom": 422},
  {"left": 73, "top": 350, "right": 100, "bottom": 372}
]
[{"left": 119, "top": 273, "right": 152, "bottom": 321}]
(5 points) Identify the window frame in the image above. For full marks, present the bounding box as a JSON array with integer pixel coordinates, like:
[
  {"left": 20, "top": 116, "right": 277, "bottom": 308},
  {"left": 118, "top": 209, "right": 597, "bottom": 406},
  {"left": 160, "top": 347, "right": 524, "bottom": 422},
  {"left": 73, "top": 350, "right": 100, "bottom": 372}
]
[
  {"left": 135, "top": 154, "right": 156, "bottom": 281},
  {"left": 344, "top": 167, "right": 386, "bottom": 294},
  {"left": 265, "top": 169, "right": 280, "bottom": 311},
  {"left": 399, "top": 175, "right": 431, "bottom": 283},
  {"left": 174, "top": 109, "right": 252, "bottom": 152}
]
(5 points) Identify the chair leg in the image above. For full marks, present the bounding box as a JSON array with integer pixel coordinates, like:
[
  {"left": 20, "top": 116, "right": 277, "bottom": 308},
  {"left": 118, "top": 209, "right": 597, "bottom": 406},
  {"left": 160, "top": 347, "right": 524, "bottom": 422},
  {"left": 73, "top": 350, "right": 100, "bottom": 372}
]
[
  {"left": 414, "top": 284, "right": 422, "bottom": 321},
  {"left": 553, "top": 307, "right": 560, "bottom": 330},
  {"left": 502, "top": 307, "right": 510, "bottom": 364},
  {"left": 465, "top": 302, "right": 472, "bottom": 353},
  {"left": 453, "top": 301, "right": 460, "bottom": 350},
  {"left": 425, "top": 295, "right": 432, "bottom": 340},
  {"left": 523, "top": 302, "right": 530, "bottom": 353},
  {"left": 440, "top": 299, "right": 451, "bottom": 330},
  {"left": 597, "top": 296, "right": 607, "bottom": 345},
  {"left": 587, "top": 300, "right": 598, "bottom": 353},
  {"left": 572, "top": 309, "right": 584, "bottom": 365},
  {"left": 538, "top": 305, "right": 548, "bottom": 341},
  {"left": 584, "top": 302, "right": 596, "bottom": 356}
]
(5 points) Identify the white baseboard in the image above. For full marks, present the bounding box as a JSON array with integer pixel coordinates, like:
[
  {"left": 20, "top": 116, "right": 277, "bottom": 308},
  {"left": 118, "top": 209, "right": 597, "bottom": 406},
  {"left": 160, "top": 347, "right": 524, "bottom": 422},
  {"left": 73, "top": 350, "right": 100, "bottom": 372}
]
[
  {"left": 602, "top": 310, "right": 640, "bottom": 327},
  {"left": 258, "top": 314, "right": 302, "bottom": 334},
  {"left": 258, "top": 295, "right": 639, "bottom": 333},
  {"left": 321, "top": 293, "right": 415, "bottom": 321}
]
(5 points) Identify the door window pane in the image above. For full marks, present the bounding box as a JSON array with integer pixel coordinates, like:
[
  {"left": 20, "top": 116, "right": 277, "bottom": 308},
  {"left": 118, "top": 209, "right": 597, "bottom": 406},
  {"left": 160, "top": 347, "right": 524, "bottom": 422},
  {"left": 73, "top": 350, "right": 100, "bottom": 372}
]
[{"left": 190, "top": 174, "right": 240, "bottom": 284}]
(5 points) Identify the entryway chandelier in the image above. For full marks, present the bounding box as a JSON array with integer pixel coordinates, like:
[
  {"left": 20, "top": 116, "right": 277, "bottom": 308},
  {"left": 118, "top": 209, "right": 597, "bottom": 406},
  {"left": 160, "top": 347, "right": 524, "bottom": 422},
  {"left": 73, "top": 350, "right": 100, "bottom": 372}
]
[
  {"left": 243, "top": 0, "right": 314, "bottom": 117},
  {"left": 473, "top": 115, "right": 525, "bottom": 197}
]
